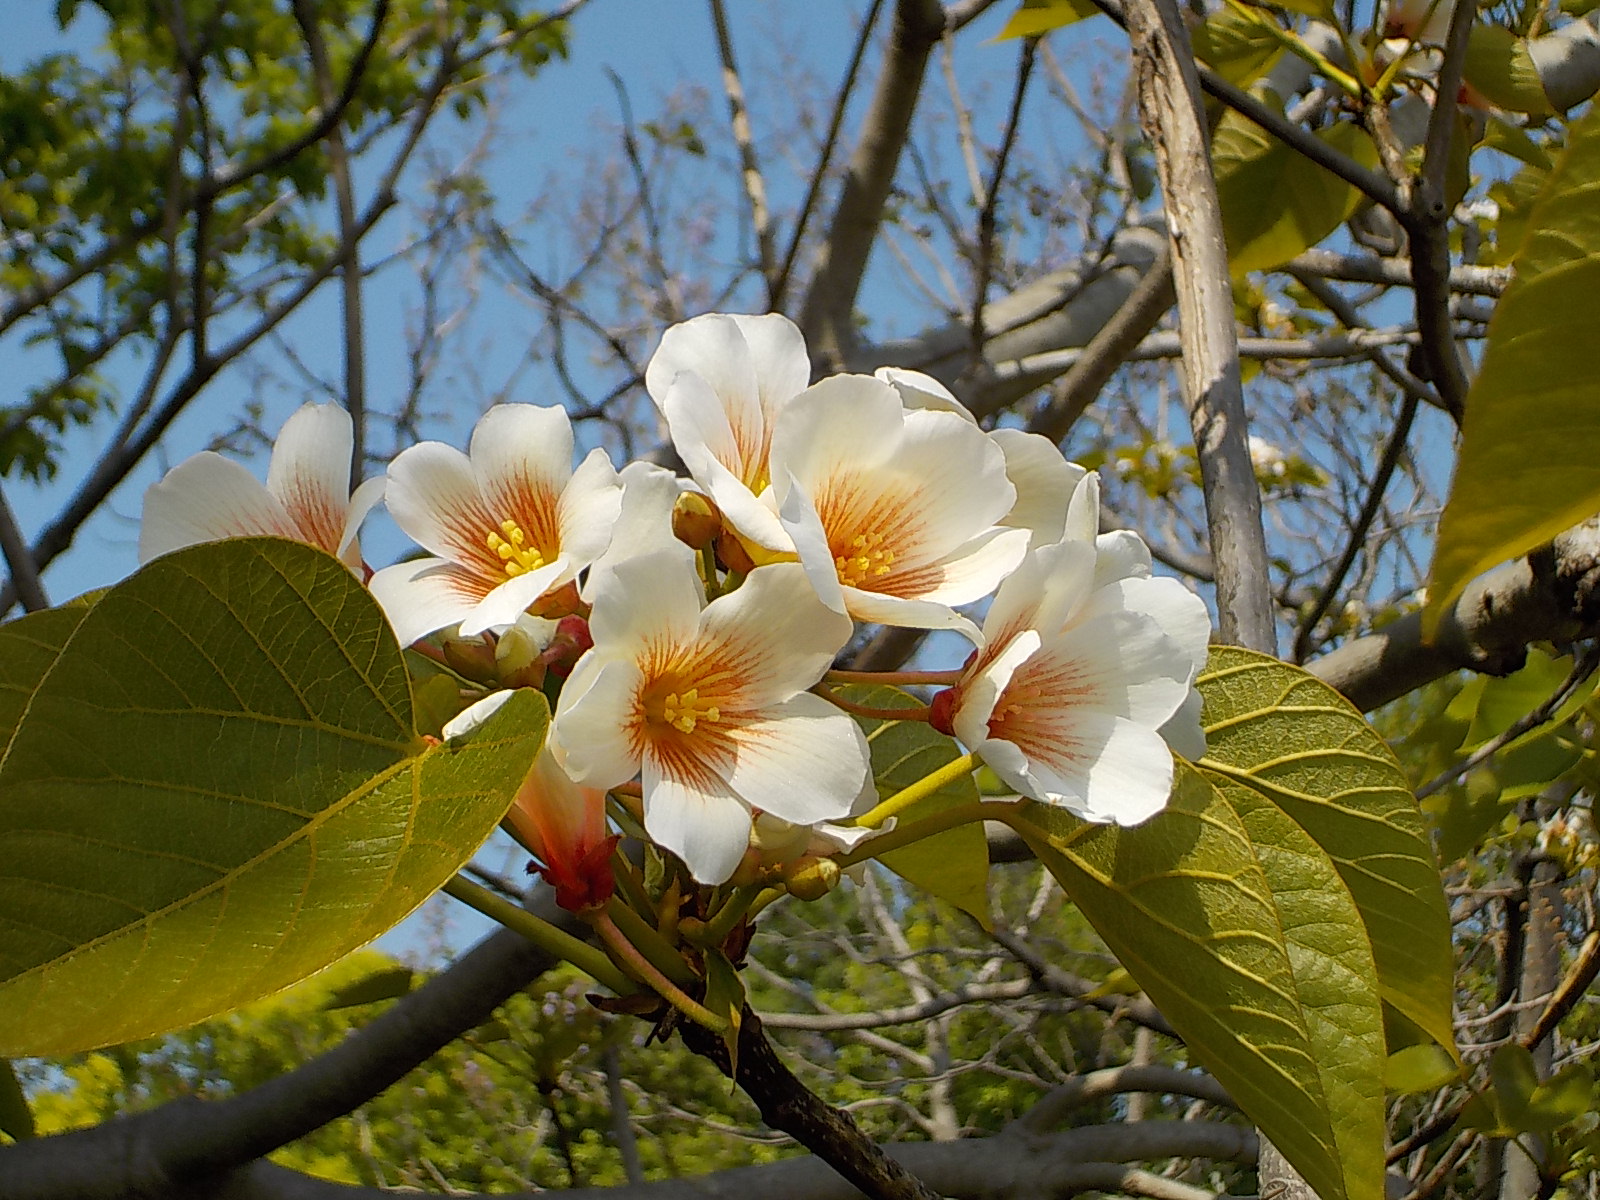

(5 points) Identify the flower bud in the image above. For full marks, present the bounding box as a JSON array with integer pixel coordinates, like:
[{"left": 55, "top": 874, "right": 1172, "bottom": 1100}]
[
  {"left": 540, "top": 614, "right": 594, "bottom": 679},
  {"left": 495, "top": 616, "right": 554, "bottom": 690},
  {"left": 672, "top": 491, "right": 723, "bottom": 550},
  {"left": 442, "top": 635, "right": 500, "bottom": 683},
  {"left": 782, "top": 855, "right": 841, "bottom": 901},
  {"left": 715, "top": 529, "right": 756, "bottom": 576},
  {"left": 506, "top": 747, "right": 617, "bottom": 913},
  {"left": 928, "top": 687, "right": 958, "bottom": 737}
]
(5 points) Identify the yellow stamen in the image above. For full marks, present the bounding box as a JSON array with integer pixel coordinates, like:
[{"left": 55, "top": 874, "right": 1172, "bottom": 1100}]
[
  {"left": 486, "top": 518, "right": 546, "bottom": 577},
  {"left": 662, "top": 687, "right": 720, "bottom": 734},
  {"left": 834, "top": 531, "right": 896, "bottom": 587}
]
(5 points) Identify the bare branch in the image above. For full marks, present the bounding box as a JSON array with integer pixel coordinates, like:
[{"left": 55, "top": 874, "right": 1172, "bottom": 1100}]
[{"left": 709, "top": 0, "right": 778, "bottom": 299}]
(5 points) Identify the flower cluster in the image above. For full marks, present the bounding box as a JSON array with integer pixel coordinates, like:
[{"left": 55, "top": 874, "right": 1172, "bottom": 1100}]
[{"left": 141, "top": 313, "right": 1210, "bottom": 896}]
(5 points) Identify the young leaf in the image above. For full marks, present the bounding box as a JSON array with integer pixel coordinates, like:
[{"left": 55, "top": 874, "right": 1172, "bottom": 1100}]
[
  {"left": 1196, "top": 647, "right": 1456, "bottom": 1058},
  {"left": 994, "top": 0, "right": 1102, "bottom": 39},
  {"left": 0, "top": 538, "right": 547, "bottom": 1057},
  {"left": 1426, "top": 104, "right": 1600, "bottom": 631},
  {"left": 1014, "top": 763, "right": 1378, "bottom": 1200},
  {"left": 1213, "top": 112, "right": 1377, "bottom": 275},
  {"left": 702, "top": 947, "right": 745, "bottom": 1077},
  {"left": 843, "top": 684, "right": 991, "bottom": 927}
]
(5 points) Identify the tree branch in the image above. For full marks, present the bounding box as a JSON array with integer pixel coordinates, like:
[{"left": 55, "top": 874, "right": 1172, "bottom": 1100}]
[{"left": 798, "top": 0, "right": 947, "bottom": 369}]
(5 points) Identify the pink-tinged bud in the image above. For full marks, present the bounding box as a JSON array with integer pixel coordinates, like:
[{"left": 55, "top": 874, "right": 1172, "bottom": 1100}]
[
  {"left": 505, "top": 748, "right": 617, "bottom": 913},
  {"left": 494, "top": 621, "right": 550, "bottom": 691},
  {"left": 540, "top": 615, "right": 594, "bottom": 679},
  {"left": 672, "top": 491, "right": 723, "bottom": 550},
  {"left": 928, "top": 687, "right": 958, "bottom": 737},
  {"left": 715, "top": 530, "right": 756, "bottom": 576}
]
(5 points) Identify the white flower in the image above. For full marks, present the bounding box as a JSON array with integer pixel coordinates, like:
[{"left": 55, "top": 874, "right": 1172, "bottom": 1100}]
[
  {"left": 645, "top": 312, "right": 810, "bottom": 553},
  {"left": 139, "top": 403, "right": 383, "bottom": 573},
  {"left": 550, "top": 550, "right": 870, "bottom": 884},
  {"left": 939, "top": 537, "right": 1210, "bottom": 824},
  {"left": 770, "top": 374, "right": 1029, "bottom": 640},
  {"left": 369, "top": 405, "right": 621, "bottom": 646},
  {"left": 874, "top": 367, "right": 1089, "bottom": 548}
]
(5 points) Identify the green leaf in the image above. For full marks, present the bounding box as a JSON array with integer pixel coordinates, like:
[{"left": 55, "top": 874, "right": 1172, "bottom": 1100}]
[
  {"left": 1387, "top": 1043, "right": 1462, "bottom": 1095},
  {"left": 993, "top": 0, "right": 1102, "bottom": 39},
  {"left": 703, "top": 947, "right": 745, "bottom": 1078},
  {"left": 0, "top": 1058, "right": 34, "bottom": 1141},
  {"left": 1015, "top": 763, "right": 1379, "bottom": 1200},
  {"left": 1464, "top": 24, "right": 1555, "bottom": 117},
  {"left": 1196, "top": 647, "right": 1456, "bottom": 1057},
  {"left": 1190, "top": 5, "right": 1284, "bottom": 86},
  {"left": 1426, "top": 105, "right": 1600, "bottom": 630},
  {"left": 1214, "top": 113, "right": 1378, "bottom": 275},
  {"left": 323, "top": 965, "right": 416, "bottom": 1010},
  {"left": 845, "top": 684, "right": 990, "bottom": 927},
  {"left": 1206, "top": 771, "right": 1386, "bottom": 1195},
  {"left": 0, "top": 538, "right": 546, "bottom": 1057}
]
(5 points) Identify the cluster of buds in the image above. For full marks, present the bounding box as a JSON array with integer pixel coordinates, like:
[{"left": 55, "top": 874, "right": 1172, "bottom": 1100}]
[{"left": 141, "top": 312, "right": 1210, "bottom": 915}]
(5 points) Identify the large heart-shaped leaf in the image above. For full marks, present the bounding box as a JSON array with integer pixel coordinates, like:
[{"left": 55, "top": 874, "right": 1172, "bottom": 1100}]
[
  {"left": 0, "top": 538, "right": 546, "bottom": 1056},
  {"left": 1014, "top": 763, "right": 1377, "bottom": 1200},
  {"left": 845, "top": 684, "right": 990, "bottom": 926},
  {"left": 1196, "top": 647, "right": 1455, "bottom": 1055}
]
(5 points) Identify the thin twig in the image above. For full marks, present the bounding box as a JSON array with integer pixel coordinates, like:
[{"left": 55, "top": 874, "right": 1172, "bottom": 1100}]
[{"left": 708, "top": 0, "right": 778, "bottom": 301}]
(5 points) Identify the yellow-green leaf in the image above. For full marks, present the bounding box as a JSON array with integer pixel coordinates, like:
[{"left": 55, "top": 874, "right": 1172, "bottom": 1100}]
[
  {"left": 0, "top": 538, "right": 546, "bottom": 1057},
  {"left": 1014, "top": 763, "right": 1376, "bottom": 1200},
  {"left": 1205, "top": 770, "right": 1386, "bottom": 1197},
  {"left": 994, "top": 0, "right": 1101, "bottom": 39},
  {"left": 845, "top": 684, "right": 990, "bottom": 927},
  {"left": 1214, "top": 113, "right": 1377, "bottom": 275},
  {"left": 1196, "top": 647, "right": 1456, "bottom": 1056},
  {"left": 1191, "top": 5, "right": 1284, "bottom": 86},
  {"left": 1426, "top": 104, "right": 1600, "bottom": 631},
  {"left": 1464, "top": 24, "right": 1555, "bottom": 116}
]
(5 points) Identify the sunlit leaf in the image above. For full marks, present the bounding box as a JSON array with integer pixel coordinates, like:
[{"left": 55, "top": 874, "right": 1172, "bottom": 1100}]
[
  {"left": 994, "top": 0, "right": 1102, "bottom": 38},
  {"left": 1206, "top": 771, "right": 1386, "bottom": 1198},
  {"left": 1214, "top": 112, "right": 1378, "bottom": 275},
  {"left": 323, "top": 965, "right": 416, "bottom": 1011},
  {"left": 1386, "top": 1043, "right": 1462, "bottom": 1095},
  {"left": 0, "top": 538, "right": 546, "bottom": 1057},
  {"left": 1464, "top": 24, "right": 1555, "bottom": 116},
  {"left": 1426, "top": 104, "right": 1600, "bottom": 629},
  {"left": 845, "top": 684, "right": 990, "bottom": 927},
  {"left": 1014, "top": 763, "right": 1379, "bottom": 1200},
  {"left": 1196, "top": 647, "right": 1456, "bottom": 1056},
  {"left": 1191, "top": 5, "right": 1284, "bottom": 85}
]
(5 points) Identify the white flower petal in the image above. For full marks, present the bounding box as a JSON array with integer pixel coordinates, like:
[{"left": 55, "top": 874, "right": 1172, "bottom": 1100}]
[
  {"left": 775, "top": 472, "right": 847, "bottom": 615},
  {"left": 898, "top": 525, "right": 1030, "bottom": 610},
  {"left": 770, "top": 375, "right": 903, "bottom": 488},
  {"left": 729, "top": 313, "right": 810, "bottom": 418},
  {"left": 888, "top": 409, "right": 1016, "bottom": 548},
  {"left": 698, "top": 562, "right": 852, "bottom": 706},
  {"left": 556, "top": 447, "right": 623, "bottom": 569},
  {"left": 987, "top": 710, "right": 1173, "bottom": 825},
  {"left": 839, "top": 588, "right": 983, "bottom": 643},
  {"left": 442, "top": 689, "right": 514, "bottom": 741},
  {"left": 340, "top": 476, "right": 387, "bottom": 564},
  {"left": 584, "top": 461, "right": 691, "bottom": 598},
  {"left": 1064, "top": 470, "right": 1101, "bottom": 545},
  {"left": 982, "top": 540, "right": 1097, "bottom": 649},
  {"left": 460, "top": 560, "right": 570, "bottom": 638},
  {"left": 468, "top": 404, "right": 576, "bottom": 504},
  {"left": 992, "top": 428, "right": 1086, "bottom": 548},
  {"left": 383, "top": 441, "right": 487, "bottom": 564},
  {"left": 642, "top": 762, "right": 753, "bottom": 884},
  {"left": 1034, "top": 612, "right": 1191, "bottom": 728},
  {"left": 139, "top": 453, "right": 289, "bottom": 563},
  {"left": 1094, "top": 529, "right": 1153, "bottom": 583},
  {"left": 953, "top": 629, "right": 1042, "bottom": 750},
  {"left": 551, "top": 654, "right": 647, "bottom": 790},
  {"left": 1161, "top": 689, "right": 1208, "bottom": 761},
  {"left": 368, "top": 557, "right": 488, "bottom": 646},
  {"left": 587, "top": 549, "right": 705, "bottom": 664},
  {"left": 875, "top": 367, "right": 977, "bottom": 423},
  {"left": 723, "top": 692, "right": 869, "bottom": 826},
  {"left": 266, "top": 404, "right": 355, "bottom": 552}
]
